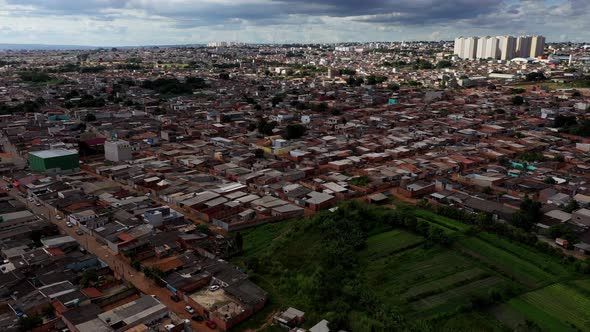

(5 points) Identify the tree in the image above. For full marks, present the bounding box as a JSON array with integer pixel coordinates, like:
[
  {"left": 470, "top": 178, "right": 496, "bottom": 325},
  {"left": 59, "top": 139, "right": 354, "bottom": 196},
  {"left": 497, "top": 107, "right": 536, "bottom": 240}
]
[
  {"left": 219, "top": 72, "right": 230, "bottom": 80},
  {"left": 525, "top": 72, "right": 546, "bottom": 81},
  {"left": 131, "top": 259, "right": 142, "bottom": 271},
  {"left": 85, "top": 113, "right": 97, "bottom": 122},
  {"left": 43, "top": 304, "right": 55, "bottom": 318},
  {"left": 271, "top": 95, "right": 284, "bottom": 107},
  {"left": 482, "top": 186, "right": 493, "bottom": 195},
  {"left": 436, "top": 60, "right": 453, "bottom": 69},
  {"left": 235, "top": 232, "right": 243, "bottom": 252},
  {"left": 512, "top": 197, "right": 542, "bottom": 231},
  {"left": 563, "top": 199, "right": 580, "bottom": 213},
  {"left": 285, "top": 123, "right": 306, "bottom": 140},
  {"left": 544, "top": 176, "right": 557, "bottom": 185},
  {"left": 196, "top": 224, "right": 211, "bottom": 235},
  {"left": 257, "top": 119, "right": 277, "bottom": 136},
  {"left": 254, "top": 148, "right": 265, "bottom": 159},
  {"left": 18, "top": 315, "right": 43, "bottom": 331},
  {"left": 512, "top": 96, "right": 525, "bottom": 106},
  {"left": 80, "top": 269, "right": 98, "bottom": 288}
]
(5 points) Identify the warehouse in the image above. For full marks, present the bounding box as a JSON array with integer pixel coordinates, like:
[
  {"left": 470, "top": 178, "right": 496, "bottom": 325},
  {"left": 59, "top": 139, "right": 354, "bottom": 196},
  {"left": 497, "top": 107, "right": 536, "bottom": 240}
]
[{"left": 28, "top": 149, "right": 79, "bottom": 173}]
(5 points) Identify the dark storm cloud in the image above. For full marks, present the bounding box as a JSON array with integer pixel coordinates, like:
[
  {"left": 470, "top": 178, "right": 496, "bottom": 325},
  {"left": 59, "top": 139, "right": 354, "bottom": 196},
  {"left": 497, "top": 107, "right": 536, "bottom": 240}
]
[{"left": 7, "top": 0, "right": 504, "bottom": 27}]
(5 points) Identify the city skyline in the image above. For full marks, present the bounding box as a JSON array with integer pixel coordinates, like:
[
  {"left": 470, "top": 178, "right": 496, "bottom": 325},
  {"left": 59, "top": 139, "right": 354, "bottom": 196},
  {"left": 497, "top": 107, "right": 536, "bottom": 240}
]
[{"left": 0, "top": 0, "right": 588, "bottom": 46}]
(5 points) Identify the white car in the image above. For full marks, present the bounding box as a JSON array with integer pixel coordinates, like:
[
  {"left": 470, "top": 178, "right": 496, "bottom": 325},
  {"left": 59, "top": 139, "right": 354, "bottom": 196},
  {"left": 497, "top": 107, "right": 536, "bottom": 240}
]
[
  {"left": 35, "top": 202, "right": 41, "bottom": 206},
  {"left": 65, "top": 222, "right": 73, "bottom": 227},
  {"left": 55, "top": 215, "right": 62, "bottom": 220},
  {"left": 185, "top": 305, "right": 195, "bottom": 314},
  {"left": 209, "top": 285, "right": 220, "bottom": 292},
  {"left": 164, "top": 324, "right": 175, "bottom": 332}
]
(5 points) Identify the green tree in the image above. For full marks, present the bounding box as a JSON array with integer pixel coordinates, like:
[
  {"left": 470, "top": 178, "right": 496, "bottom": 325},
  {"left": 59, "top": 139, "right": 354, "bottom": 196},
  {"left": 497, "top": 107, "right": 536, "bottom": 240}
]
[
  {"left": 43, "top": 304, "right": 55, "bottom": 318},
  {"left": 18, "top": 315, "right": 43, "bottom": 331},
  {"left": 285, "top": 123, "right": 306, "bottom": 140},
  {"left": 85, "top": 113, "right": 97, "bottom": 122},
  {"left": 512, "top": 96, "right": 525, "bottom": 106},
  {"left": 563, "top": 199, "right": 580, "bottom": 213},
  {"left": 80, "top": 269, "right": 98, "bottom": 288},
  {"left": 235, "top": 232, "right": 243, "bottom": 252},
  {"left": 254, "top": 148, "right": 265, "bottom": 159}
]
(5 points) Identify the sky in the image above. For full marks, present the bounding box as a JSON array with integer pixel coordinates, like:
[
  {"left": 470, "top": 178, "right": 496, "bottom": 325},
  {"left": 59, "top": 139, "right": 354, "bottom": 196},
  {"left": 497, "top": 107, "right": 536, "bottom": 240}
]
[{"left": 0, "top": 0, "right": 588, "bottom": 46}]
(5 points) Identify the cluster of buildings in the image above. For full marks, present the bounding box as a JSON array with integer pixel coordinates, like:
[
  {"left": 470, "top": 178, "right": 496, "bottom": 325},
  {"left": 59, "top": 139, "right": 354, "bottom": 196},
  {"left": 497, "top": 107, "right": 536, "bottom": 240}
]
[
  {"left": 454, "top": 35, "right": 546, "bottom": 60},
  {"left": 0, "top": 40, "right": 590, "bottom": 331}
]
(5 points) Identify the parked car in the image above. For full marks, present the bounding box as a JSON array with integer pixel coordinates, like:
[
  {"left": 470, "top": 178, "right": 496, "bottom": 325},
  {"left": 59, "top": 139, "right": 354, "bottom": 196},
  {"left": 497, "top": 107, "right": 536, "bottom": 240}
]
[
  {"left": 192, "top": 315, "right": 204, "bottom": 322},
  {"left": 205, "top": 321, "right": 217, "bottom": 329},
  {"left": 55, "top": 215, "right": 62, "bottom": 220},
  {"left": 164, "top": 324, "right": 175, "bottom": 332},
  {"left": 35, "top": 202, "right": 41, "bottom": 206},
  {"left": 65, "top": 222, "right": 73, "bottom": 227},
  {"left": 75, "top": 229, "right": 83, "bottom": 235},
  {"left": 170, "top": 294, "right": 180, "bottom": 302},
  {"left": 185, "top": 305, "right": 195, "bottom": 314},
  {"left": 209, "top": 285, "right": 220, "bottom": 292}
]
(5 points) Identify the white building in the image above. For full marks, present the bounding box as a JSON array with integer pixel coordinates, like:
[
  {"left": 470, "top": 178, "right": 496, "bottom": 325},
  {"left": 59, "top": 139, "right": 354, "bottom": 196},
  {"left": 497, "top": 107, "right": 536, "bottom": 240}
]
[
  {"left": 498, "top": 35, "right": 516, "bottom": 60},
  {"left": 476, "top": 36, "right": 489, "bottom": 59},
  {"left": 104, "top": 140, "right": 133, "bottom": 162},
  {"left": 454, "top": 35, "right": 543, "bottom": 60},
  {"left": 485, "top": 37, "right": 500, "bottom": 59},
  {"left": 530, "top": 35, "right": 545, "bottom": 57},
  {"left": 463, "top": 37, "right": 479, "bottom": 59},
  {"left": 454, "top": 37, "right": 465, "bottom": 58}
]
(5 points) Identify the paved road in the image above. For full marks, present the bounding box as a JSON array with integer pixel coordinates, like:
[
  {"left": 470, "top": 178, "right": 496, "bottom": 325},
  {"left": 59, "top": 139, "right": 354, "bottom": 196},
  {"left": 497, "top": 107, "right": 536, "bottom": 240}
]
[{"left": 0, "top": 178, "right": 212, "bottom": 332}]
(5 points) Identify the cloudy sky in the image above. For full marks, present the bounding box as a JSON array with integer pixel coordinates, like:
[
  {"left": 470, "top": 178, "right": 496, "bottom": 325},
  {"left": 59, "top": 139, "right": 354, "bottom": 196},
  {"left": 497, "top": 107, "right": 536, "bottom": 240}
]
[{"left": 0, "top": 0, "right": 587, "bottom": 46}]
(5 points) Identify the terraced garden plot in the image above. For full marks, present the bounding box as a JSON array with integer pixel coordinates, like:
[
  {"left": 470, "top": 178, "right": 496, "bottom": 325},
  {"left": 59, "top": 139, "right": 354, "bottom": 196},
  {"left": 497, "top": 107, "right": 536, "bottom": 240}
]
[
  {"left": 520, "top": 283, "right": 590, "bottom": 330},
  {"left": 477, "top": 233, "right": 572, "bottom": 278},
  {"left": 458, "top": 236, "right": 557, "bottom": 287},
  {"left": 410, "top": 276, "right": 504, "bottom": 311},
  {"left": 505, "top": 298, "right": 574, "bottom": 332},
  {"left": 414, "top": 209, "right": 471, "bottom": 232},
  {"left": 360, "top": 229, "right": 424, "bottom": 260},
  {"left": 402, "top": 267, "right": 489, "bottom": 300},
  {"left": 417, "top": 217, "right": 457, "bottom": 234}
]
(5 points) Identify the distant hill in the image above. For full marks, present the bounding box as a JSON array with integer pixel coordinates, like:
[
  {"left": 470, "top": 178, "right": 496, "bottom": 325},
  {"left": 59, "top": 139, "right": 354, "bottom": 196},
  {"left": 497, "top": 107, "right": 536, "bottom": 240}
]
[{"left": 0, "top": 44, "right": 98, "bottom": 50}]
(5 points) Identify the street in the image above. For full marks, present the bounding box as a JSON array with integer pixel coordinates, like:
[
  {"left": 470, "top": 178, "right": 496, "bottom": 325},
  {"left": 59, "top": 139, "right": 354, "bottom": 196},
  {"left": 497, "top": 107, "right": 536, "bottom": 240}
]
[{"left": 0, "top": 178, "right": 212, "bottom": 332}]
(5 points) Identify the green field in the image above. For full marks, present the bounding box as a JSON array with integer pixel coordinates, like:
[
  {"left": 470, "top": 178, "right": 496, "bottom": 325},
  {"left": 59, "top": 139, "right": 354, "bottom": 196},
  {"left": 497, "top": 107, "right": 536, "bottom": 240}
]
[
  {"left": 414, "top": 209, "right": 471, "bottom": 232},
  {"left": 457, "top": 236, "right": 557, "bottom": 287},
  {"left": 231, "top": 202, "right": 590, "bottom": 331}
]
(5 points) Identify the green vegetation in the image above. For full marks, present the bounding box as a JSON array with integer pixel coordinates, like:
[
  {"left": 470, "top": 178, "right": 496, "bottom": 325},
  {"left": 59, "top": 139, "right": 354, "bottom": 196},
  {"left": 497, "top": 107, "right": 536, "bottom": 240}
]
[
  {"left": 18, "top": 315, "right": 43, "bottom": 332},
  {"left": 18, "top": 70, "right": 53, "bottom": 83},
  {"left": 233, "top": 202, "right": 590, "bottom": 331},
  {"left": 141, "top": 77, "right": 209, "bottom": 95},
  {"left": 285, "top": 123, "right": 306, "bottom": 140},
  {"left": 347, "top": 175, "right": 371, "bottom": 187}
]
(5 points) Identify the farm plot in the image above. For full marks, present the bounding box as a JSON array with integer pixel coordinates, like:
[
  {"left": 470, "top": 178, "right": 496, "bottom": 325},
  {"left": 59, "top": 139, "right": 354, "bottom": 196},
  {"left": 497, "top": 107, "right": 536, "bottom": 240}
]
[
  {"left": 361, "top": 229, "right": 424, "bottom": 260},
  {"left": 457, "top": 236, "right": 557, "bottom": 287},
  {"left": 503, "top": 298, "right": 575, "bottom": 332},
  {"left": 410, "top": 276, "right": 504, "bottom": 311},
  {"left": 519, "top": 283, "right": 590, "bottom": 330},
  {"left": 414, "top": 209, "right": 471, "bottom": 232},
  {"left": 477, "top": 232, "right": 572, "bottom": 279},
  {"left": 402, "top": 267, "right": 489, "bottom": 300}
]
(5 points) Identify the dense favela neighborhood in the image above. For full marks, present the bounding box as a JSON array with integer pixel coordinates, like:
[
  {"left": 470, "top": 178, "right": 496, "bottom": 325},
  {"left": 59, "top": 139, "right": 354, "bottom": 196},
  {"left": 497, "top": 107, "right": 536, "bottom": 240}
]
[{"left": 1, "top": 39, "right": 590, "bottom": 332}]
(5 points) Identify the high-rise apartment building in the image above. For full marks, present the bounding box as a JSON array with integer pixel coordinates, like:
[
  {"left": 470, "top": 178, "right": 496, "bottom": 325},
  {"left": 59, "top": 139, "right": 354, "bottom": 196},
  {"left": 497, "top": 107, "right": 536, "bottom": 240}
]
[
  {"left": 454, "top": 37, "right": 465, "bottom": 58},
  {"left": 484, "top": 37, "right": 500, "bottom": 59},
  {"left": 498, "top": 36, "right": 516, "bottom": 60},
  {"left": 454, "top": 35, "right": 544, "bottom": 60},
  {"left": 463, "top": 37, "right": 478, "bottom": 59},
  {"left": 476, "top": 36, "right": 490, "bottom": 59},
  {"left": 516, "top": 36, "right": 533, "bottom": 58},
  {"left": 530, "top": 35, "right": 545, "bottom": 58}
]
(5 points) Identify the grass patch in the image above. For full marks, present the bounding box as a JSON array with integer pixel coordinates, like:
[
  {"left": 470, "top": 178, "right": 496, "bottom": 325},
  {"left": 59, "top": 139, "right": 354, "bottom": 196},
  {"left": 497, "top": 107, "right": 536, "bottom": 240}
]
[
  {"left": 457, "top": 236, "right": 556, "bottom": 288},
  {"left": 414, "top": 209, "right": 471, "bottom": 232}
]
